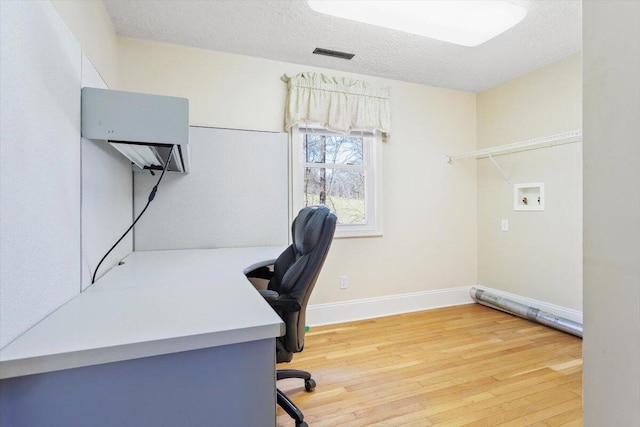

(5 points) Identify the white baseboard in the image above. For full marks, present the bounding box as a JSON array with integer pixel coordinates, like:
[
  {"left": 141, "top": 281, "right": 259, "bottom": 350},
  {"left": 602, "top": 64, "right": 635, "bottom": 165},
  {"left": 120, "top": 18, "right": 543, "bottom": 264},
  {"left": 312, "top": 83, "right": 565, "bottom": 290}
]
[
  {"left": 473, "top": 286, "right": 583, "bottom": 324},
  {"left": 306, "top": 285, "right": 583, "bottom": 327},
  {"left": 306, "top": 286, "right": 475, "bottom": 327}
]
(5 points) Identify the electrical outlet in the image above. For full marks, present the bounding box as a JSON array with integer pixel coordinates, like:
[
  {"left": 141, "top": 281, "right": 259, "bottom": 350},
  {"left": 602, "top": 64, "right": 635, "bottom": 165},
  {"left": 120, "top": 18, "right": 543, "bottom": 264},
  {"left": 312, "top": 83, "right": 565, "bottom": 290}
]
[{"left": 340, "top": 275, "right": 348, "bottom": 289}]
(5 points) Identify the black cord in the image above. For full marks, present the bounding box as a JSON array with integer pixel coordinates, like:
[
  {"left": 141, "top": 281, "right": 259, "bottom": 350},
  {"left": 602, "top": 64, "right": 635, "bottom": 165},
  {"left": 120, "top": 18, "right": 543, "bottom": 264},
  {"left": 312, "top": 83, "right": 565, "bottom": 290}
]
[{"left": 91, "top": 146, "right": 174, "bottom": 284}]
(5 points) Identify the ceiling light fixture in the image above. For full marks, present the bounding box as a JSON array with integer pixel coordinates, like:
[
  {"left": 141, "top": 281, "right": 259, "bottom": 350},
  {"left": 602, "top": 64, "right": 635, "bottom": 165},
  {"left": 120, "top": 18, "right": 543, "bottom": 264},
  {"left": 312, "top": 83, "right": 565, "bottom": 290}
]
[{"left": 307, "top": 1, "right": 528, "bottom": 47}]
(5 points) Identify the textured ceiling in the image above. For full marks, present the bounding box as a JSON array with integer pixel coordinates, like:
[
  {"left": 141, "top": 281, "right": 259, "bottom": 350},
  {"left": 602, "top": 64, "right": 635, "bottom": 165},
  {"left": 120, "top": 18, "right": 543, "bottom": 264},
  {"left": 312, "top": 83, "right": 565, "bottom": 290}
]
[{"left": 102, "top": 0, "right": 582, "bottom": 93}]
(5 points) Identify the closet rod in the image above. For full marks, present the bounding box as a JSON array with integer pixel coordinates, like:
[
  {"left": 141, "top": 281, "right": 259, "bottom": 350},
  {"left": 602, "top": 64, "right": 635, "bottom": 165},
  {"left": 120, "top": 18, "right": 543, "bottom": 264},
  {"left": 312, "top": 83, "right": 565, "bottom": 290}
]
[{"left": 445, "top": 130, "right": 582, "bottom": 163}]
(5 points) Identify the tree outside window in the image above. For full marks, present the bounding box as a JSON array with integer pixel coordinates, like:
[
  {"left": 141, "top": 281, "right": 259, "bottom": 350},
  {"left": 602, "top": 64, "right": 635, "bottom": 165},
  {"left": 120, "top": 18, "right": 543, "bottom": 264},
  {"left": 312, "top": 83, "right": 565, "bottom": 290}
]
[{"left": 292, "top": 126, "right": 383, "bottom": 238}]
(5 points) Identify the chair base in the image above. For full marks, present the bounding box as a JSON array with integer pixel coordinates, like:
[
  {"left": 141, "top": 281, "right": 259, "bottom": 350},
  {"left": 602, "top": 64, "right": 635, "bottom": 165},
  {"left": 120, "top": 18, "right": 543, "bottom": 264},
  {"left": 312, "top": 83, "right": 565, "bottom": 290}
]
[
  {"left": 276, "top": 369, "right": 315, "bottom": 426},
  {"left": 277, "top": 369, "right": 316, "bottom": 391},
  {"left": 277, "top": 388, "right": 307, "bottom": 427}
]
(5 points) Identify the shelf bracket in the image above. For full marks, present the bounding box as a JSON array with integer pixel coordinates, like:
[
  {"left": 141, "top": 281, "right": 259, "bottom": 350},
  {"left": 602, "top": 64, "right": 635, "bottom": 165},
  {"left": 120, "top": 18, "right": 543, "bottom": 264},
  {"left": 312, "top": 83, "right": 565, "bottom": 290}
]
[{"left": 487, "top": 154, "right": 510, "bottom": 184}]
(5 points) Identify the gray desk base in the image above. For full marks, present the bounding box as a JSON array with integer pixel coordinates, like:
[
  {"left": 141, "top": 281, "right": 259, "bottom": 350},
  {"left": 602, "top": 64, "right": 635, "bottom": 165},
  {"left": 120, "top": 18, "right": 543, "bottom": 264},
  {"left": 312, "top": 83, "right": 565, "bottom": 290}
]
[{"left": 0, "top": 338, "right": 276, "bottom": 427}]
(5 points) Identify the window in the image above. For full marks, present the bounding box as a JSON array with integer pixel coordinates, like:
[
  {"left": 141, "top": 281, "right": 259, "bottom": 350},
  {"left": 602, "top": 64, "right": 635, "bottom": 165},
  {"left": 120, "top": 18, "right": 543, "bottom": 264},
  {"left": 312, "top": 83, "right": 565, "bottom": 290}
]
[{"left": 291, "top": 125, "right": 383, "bottom": 237}]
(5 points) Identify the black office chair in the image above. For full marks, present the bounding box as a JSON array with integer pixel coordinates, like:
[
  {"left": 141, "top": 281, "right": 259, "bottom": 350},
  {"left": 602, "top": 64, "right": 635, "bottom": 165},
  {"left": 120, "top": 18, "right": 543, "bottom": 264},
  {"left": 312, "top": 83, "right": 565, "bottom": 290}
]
[{"left": 246, "top": 205, "right": 337, "bottom": 427}]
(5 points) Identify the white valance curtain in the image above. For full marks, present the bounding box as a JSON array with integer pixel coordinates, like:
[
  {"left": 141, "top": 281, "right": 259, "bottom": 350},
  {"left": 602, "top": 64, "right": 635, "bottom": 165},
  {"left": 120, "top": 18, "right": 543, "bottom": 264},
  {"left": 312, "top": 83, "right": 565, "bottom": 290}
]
[{"left": 282, "top": 72, "right": 391, "bottom": 141}]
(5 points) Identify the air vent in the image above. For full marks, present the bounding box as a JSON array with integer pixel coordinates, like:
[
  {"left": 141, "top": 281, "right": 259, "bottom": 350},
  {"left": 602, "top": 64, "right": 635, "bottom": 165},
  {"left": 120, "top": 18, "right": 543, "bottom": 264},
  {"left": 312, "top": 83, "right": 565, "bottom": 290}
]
[{"left": 312, "top": 48, "right": 355, "bottom": 60}]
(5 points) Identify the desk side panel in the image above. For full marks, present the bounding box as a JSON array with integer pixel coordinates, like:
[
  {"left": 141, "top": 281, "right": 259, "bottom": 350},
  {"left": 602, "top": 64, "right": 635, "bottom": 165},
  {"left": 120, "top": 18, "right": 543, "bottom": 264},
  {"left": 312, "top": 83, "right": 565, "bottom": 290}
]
[{"left": 0, "top": 339, "right": 276, "bottom": 427}]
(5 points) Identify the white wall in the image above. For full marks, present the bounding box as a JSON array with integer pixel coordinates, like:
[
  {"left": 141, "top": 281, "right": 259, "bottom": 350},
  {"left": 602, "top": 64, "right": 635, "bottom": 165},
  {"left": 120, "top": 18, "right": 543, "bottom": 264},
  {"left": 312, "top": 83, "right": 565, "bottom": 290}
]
[
  {"left": 476, "top": 54, "right": 583, "bottom": 311},
  {"left": 0, "top": 1, "right": 82, "bottom": 348},
  {"left": 50, "top": 1, "right": 133, "bottom": 287},
  {"left": 51, "top": 0, "right": 119, "bottom": 88},
  {"left": 117, "top": 37, "right": 478, "bottom": 307},
  {"left": 80, "top": 55, "right": 133, "bottom": 288},
  {"left": 583, "top": 1, "right": 640, "bottom": 425},
  {"left": 0, "top": 1, "right": 132, "bottom": 347}
]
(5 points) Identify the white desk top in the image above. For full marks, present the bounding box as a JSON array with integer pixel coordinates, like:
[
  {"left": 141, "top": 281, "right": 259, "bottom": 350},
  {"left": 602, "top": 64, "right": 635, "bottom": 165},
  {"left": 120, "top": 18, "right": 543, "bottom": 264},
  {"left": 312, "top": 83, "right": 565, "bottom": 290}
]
[{"left": 0, "top": 247, "right": 285, "bottom": 379}]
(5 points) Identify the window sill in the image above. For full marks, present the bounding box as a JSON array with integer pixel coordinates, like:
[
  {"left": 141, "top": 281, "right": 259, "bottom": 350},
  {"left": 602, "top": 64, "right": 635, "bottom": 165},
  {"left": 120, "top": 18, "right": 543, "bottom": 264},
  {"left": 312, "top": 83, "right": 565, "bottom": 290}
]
[{"left": 335, "top": 227, "right": 383, "bottom": 239}]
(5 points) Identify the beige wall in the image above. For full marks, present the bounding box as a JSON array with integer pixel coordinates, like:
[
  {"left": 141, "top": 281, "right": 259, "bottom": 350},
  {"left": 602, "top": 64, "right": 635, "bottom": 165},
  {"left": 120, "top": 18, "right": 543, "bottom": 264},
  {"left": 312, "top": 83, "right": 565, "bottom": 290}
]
[
  {"left": 51, "top": 0, "right": 118, "bottom": 88},
  {"left": 583, "top": 2, "right": 640, "bottom": 424},
  {"left": 51, "top": 1, "right": 585, "bottom": 314},
  {"left": 117, "top": 37, "right": 478, "bottom": 305},
  {"left": 476, "top": 54, "right": 582, "bottom": 310}
]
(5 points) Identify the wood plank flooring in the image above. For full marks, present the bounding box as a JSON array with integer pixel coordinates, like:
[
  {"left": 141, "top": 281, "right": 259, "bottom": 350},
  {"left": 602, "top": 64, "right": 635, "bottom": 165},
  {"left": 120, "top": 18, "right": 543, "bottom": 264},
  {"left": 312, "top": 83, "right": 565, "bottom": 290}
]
[{"left": 276, "top": 304, "right": 582, "bottom": 427}]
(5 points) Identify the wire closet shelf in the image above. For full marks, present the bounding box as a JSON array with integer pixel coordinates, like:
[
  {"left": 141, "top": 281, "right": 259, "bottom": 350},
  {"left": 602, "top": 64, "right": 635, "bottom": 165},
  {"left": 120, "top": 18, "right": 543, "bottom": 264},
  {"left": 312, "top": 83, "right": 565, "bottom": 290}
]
[{"left": 445, "top": 130, "right": 582, "bottom": 163}]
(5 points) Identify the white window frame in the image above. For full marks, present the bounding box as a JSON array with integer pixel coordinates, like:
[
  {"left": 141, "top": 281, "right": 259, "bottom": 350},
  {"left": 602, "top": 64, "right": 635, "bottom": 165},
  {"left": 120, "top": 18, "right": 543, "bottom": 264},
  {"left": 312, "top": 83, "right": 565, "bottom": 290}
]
[{"left": 290, "top": 124, "right": 383, "bottom": 238}]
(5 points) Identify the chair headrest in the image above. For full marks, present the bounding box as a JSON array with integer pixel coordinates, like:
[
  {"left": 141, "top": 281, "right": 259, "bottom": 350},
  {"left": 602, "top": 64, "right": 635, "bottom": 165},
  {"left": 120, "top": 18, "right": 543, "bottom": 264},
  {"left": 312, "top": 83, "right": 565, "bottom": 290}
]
[{"left": 292, "top": 205, "right": 331, "bottom": 256}]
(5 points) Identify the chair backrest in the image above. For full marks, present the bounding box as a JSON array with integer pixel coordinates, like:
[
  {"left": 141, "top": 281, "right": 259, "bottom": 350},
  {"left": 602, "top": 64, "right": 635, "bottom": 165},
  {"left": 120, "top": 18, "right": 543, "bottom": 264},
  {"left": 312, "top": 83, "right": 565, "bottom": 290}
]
[{"left": 269, "top": 205, "right": 337, "bottom": 362}]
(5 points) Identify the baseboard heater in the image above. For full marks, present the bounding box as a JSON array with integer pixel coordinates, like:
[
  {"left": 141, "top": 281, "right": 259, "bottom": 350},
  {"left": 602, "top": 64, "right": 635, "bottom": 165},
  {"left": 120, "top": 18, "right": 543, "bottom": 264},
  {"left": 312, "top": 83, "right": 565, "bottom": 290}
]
[{"left": 470, "top": 287, "right": 583, "bottom": 338}]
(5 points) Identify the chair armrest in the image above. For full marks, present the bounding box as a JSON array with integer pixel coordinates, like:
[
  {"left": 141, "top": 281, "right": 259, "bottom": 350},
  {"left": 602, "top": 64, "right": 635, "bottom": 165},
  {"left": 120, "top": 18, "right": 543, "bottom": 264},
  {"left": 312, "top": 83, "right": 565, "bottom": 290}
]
[
  {"left": 246, "top": 267, "right": 273, "bottom": 280},
  {"left": 244, "top": 259, "right": 277, "bottom": 279},
  {"left": 259, "top": 290, "right": 301, "bottom": 313},
  {"left": 259, "top": 289, "right": 280, "bottom": 300},
  {"left": 244, "top": 259, "right": 277, "bottom": 274}
]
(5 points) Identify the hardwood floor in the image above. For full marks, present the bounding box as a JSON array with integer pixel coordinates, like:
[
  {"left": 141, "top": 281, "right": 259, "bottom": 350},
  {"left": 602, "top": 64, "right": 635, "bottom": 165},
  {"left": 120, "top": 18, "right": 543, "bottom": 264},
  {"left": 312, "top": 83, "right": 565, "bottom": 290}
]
[{"left": 276, "top": 304, "right": 582, "bottom": 427}]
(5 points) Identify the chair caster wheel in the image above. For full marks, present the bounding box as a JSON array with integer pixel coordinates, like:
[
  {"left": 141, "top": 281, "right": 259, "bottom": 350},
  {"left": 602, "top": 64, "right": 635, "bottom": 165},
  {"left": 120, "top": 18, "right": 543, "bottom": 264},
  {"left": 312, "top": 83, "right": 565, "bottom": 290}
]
[{"left": 304, "top": 378, "right": 316, "bottom": 392}]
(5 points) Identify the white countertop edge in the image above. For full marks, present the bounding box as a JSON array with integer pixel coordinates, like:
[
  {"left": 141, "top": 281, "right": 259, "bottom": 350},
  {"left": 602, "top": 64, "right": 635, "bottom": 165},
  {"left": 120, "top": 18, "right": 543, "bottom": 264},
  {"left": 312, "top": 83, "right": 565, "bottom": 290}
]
[{"left": 0, "top": 322, "right": 283, "bottom": 380}]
